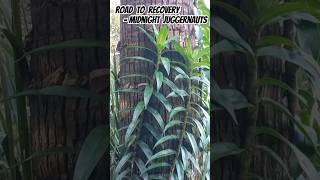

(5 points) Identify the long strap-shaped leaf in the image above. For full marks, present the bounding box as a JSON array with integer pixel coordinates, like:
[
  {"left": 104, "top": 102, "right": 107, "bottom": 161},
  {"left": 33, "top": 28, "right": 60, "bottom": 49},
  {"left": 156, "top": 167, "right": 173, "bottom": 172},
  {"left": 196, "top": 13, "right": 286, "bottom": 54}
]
[
  {"left": 73, "top": 126, "right": 107, "bottom": 180},
  {"left": 256, "top": 127, "right": 320, "bottom": 180},
  {"left": 0, "top": 86, "right": 105, "bottom": 103},
  {"left": 16, "top": 39, "right": 107, "bottom": 62}
]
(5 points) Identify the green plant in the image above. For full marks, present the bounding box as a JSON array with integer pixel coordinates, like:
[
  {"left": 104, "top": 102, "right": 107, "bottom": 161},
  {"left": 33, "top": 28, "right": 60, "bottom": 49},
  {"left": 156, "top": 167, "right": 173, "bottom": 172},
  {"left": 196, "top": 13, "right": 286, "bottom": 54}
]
[
  {"left": 212, "top": 0, "right": 320, "bottom": 179},
  {"left": 111, "top": 24, "right": 210, "bottom": 179}
]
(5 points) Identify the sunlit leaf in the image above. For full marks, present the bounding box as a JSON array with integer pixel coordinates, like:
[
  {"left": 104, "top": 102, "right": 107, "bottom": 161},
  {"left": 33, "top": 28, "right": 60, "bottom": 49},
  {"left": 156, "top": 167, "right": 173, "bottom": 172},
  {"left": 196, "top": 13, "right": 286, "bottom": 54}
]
[
  {"left": 144, "top": 85, "right": 153, "bottom": 108},
  {"left": 155, "top": 71, "right": 164, "bottom": 92},
  {"left": 153, "top": 91, "right": 172, "bottom": 112},
  {"left": 161, "top": 57, "right": 171, "bottom": 75},
  {"left": 169, "top": 106, "right": 186, "bottom": 121},
  {"left": 138, "top": 141, "right": 153, "bottom": 160},
  {"left": 147, "top": 107, "right": 165, "bottom": 130},
  {"left": 187, "top": 132, "right": 199, "bottom": 155},
  {"left": 153, "top": 135, "right": 179, "bottom": 149},
  {"left": 146, "top": 149, "right": 176, "bottom": 164},
  {"left": 164, "top": 120, "right": 182, "bottom": 133},
  {"left": 125, "top": 102, "right": 144, "bottom": 143}
]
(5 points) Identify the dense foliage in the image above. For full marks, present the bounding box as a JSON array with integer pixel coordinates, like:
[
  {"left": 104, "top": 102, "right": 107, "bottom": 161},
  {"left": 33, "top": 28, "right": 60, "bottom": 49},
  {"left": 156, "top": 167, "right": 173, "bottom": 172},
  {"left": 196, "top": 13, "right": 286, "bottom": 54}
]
[{"left": 212, "top": 0, "right": 320, "bottom": 179}]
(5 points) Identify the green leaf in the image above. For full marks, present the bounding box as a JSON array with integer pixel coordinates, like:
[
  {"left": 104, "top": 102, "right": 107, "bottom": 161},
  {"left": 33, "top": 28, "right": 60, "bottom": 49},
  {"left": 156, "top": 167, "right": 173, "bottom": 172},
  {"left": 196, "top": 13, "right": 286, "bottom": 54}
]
[
  {"left": 164, "top": 35, "right": 178, "bottom": 47},
  {"left": 190, "top": 76, "right": 209, "bottom": 86},
  {"left": 257, "top": 77, "right": 307, "bottom": 106},
  {"left": 163, "top": 77, "right": 179, "bottom": 91},
  {"left": 114, "top": 153, "right": 133, "bottom": 176},
  {"left": 135, "top": 159, "right": 148, "bottom": 178},
  {"left": 180, "top": 147, "right": 189, "bottom": 170},
  {"left": 173, "top": 66, "right": 189, "bottom": 78},
  {"left": 257, "top": 46, "right": 319, "bottom": 79},
  {"left": 173, "top": 42, "right": 190, "bottom": 63},
  {"left": 115, "top": 169, "right": 129, "bottom": 180},
  {"left": 213, "top": 40, "right": 247, "bottom": 56},
  {"left": 147, "top": 107, "right": 165, "bottom": 130},
  {"left": 153, "top": 135, "right": 179, "bottom": 149},
  {"left": 187, "top": 132, "right": 199, "bottom": 155},
  {"left": 176, "top": 160, "right": 184, "bottom": 180},
  {"left": 157, "top": 26, "right": 170, "bottom": 51},
  {"left": 0, "top": 147, "right": 76, "bottom": 174},
  {"left": 167, "top": 90, "right": 188, "bottom": 101},
  {"left": 212, "top": 16, "right": 253, "bottom": 55},
  {"left": 146, "top": 149, "right": 176, "bottom": 164},
  {"left": 0, "top": 86, "right": 105, "bottom": 103},
  {"left": 126, "top": 135, "right": 137, "bottom": 148},
  {"left": 257, "top": 2, "right": 320, "bottom": 28},
  {"left": 259, "top": 97, "right": 315, "bottom": 145},
  {"left": 118, "top": 73, "right": 151, "bottom": 81},
  {"left": 144, "top": 123, "right": 161, "bottom": 141},
  {"left": 164, "top": 120, "right": 182, "bottom": 133},
  {"left": 169, "top": 106, "right": 186, "bottom": 121},
  {"left": 16, "top": 39, "right": 107, "bottom": 62},
  {"left": 256, "top": 36, "right": 296, "bottom": 49},
  {"left": 115, "top": 88, "right": 142, "bottom": 94},
  {"left": 137, "top": 26, "right": 157, "bottom": 47},
  {"left": 138, "top": 141, "right": 153, "bottom": 160},
  {"left": 255, "top": 145, "right": 292, "bottom": 180},
  {"left": 153, "top": 91, "right": 172, "bottom": 112},
  {"left": 256, "top": 127, "right": 320, "bottom": 180},
  {"left": 170, "top": 61, "right": 188, "bottom": 71},
  {"left": 193, "top": 119, "right": 206, "bottom": 142},
  {"left": 121, "top": 56, "right": 155, "bottom": 66},
  {"left": 125, "top": 102, "right": 144, "bottom": 143},
  {"left": 174, "top": 74, "right": 187, "bottom": 81},
  {"left": 144, "top": 85, "right": 153, "bottom": 108},
  {"left": 142, "top": 162, "right": 170, "bottom": 175},
  {"left": 212, "top": 88, "right": 239, "bottom": 124},
  {"left": 155, "top": 71, "right": 164, "bottom": 92},
  {"left": 185, "top": 38, "right": 193, "bottom": 53},
  {"left": 212, "top": 143, "right": 245, "bottom": 162},
  {"left": 149, "top": 174, "right": 166, "bottom": 180},
  {"left": 73, "top": 126, "right": 107, "bottom": 180},
  {"left": 152, "top": 24, "right": 159, "bottom": 37},
  {"left": 161, "top": 57, "right": 171, "bottom": 75},
  {"left": 187, "top": 151, "right": 201, "bottom": 173},
  {"left": 194, "top": 47, "right": 210, "bottom": 61},
  {"left": 127, "top": 45, "right": 157, "bottom": 56},
  {"left": 212, "top": 1, "right": 253, "bottom": 30}
]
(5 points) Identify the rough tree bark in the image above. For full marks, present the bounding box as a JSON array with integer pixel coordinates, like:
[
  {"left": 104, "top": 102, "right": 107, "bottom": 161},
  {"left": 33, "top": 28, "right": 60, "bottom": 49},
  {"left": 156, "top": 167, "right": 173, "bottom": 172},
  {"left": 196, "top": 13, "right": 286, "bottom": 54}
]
[
  {"left": 213, "top": 1, "right": 293, "bottom": 179},
  {"left": 28, "top": 0, "right": 107, "bottom": 179},
  {"left": 118, "top": 0, "right": 196, "bottom": 177}
]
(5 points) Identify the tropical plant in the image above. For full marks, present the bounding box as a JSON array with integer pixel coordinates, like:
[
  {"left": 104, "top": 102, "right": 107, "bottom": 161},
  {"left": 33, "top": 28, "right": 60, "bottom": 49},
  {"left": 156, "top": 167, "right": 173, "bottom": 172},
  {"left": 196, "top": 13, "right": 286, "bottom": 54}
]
[
  {"left": 212, "top": 0, "right": 320, "bottom": 179},
  {"left": 110, "top": 22, "right": 210, "bottom": 179}
]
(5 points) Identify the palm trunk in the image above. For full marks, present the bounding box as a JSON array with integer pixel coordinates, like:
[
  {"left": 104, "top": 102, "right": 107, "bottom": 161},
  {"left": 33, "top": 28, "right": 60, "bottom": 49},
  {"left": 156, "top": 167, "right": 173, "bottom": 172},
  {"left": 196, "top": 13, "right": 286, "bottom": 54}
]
[
  {"left": 118, "top": 0, "right": 196, "bottom": 177},
  {"left": 28, "top": 0, "right": 107, "bottom": 179}
]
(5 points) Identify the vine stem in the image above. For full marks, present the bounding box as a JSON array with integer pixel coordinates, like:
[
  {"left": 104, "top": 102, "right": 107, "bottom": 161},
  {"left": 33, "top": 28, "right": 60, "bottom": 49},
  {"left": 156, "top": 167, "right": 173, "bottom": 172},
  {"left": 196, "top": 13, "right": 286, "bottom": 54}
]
[{"left": 169, "top": 73, "right": 192, "bottom": 177}]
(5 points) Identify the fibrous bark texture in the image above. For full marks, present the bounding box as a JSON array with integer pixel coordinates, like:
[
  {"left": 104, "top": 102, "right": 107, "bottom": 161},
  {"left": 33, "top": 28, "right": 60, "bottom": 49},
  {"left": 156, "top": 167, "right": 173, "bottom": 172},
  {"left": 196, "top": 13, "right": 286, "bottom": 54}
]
[{"left": 28, "top": 0, "right": 107, "bottom": 179}]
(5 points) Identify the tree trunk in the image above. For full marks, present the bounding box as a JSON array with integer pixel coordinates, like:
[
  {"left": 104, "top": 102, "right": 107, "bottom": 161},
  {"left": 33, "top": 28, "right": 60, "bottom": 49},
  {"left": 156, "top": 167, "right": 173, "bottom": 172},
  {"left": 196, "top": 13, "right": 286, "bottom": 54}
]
[
  {"left": 118, "top": 0, "right": 196, "bottom": 177},
  {"left": 28, "top": 0, "right": 107, "bottom": 179},
  {"left": 213, "top": 1, "right": 292, "bottom": 179}
]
